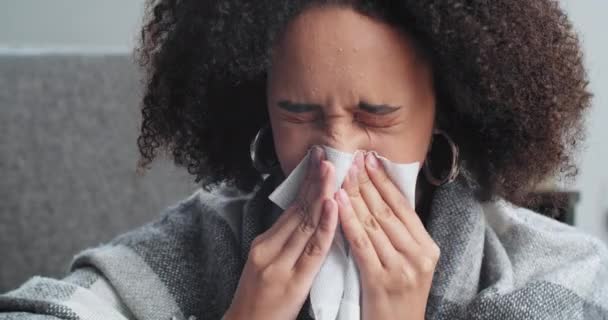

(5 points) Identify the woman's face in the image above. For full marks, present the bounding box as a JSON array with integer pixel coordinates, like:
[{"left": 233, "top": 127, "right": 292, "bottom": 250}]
[{"left": 267, "top": 5, "right": 436, "bottom": 176}]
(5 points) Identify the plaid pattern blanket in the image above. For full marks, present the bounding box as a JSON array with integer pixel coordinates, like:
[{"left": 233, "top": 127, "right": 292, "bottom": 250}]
[{"left": 1, "top": 173, "right": 607, "bottom": 320}]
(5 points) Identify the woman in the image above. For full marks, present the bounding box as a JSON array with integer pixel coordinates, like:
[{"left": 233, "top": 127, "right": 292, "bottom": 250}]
[{"left": 1, "top": 0, "right": 606, "bottom": 319}]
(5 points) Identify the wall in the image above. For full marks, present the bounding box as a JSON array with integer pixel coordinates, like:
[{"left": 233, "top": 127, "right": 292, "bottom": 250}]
[
  {"left": 562, "top": 0, "right": 608, "bottom": 243},
  {"left": 1, "top": 0, "right": 606, "bottom": 241},
  {"left": 0, "top": 0, "right": 145, "bottom": 52}
]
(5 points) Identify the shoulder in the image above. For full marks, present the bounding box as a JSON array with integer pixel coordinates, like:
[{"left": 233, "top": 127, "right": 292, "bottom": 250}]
[
  {"left": 64, "top": 185, "right": 255, "bottom": 319},
  {"left": 0, "top": 186, "right": 254, "bottom": 320},
  {"left": 80, "top": 184, "right": 255, "bottom": 261},
  {"left": 193, "top": 184, "right": 255, "bottom": 241},
  {"left": 103, "top": 184, "right": 253, "bottom": 249},
  {"left": 481, "top": 199, "right": 607, "bottom": 254},
  {"left": 480, "top": 199, "right": 608, "bottom": 310}
]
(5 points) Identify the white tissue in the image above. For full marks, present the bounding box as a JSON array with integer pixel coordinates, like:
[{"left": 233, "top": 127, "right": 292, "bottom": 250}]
[{"left": 268, "top": 145, "right": 420, "bottom": 320}]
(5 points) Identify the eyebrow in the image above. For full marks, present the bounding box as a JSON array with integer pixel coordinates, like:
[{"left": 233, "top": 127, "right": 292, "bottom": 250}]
[{"left": 277, "top": 100, "right": 401, "bottom": 114}]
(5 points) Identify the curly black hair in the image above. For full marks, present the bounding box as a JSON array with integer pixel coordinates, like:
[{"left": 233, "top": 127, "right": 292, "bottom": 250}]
[{"left": 134, "top": 0, "right": 592, "bottom": 207}]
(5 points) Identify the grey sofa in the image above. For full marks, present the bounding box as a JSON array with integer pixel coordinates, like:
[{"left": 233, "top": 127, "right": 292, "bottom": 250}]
[{"left": 0, "top": 54, "right": 199, "bottom": 292}]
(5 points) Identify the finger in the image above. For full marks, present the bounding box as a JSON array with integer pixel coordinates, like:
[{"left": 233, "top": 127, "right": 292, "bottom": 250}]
[
  {"left": 353, "top": 153, "right": 423, "bottom": 261},
  {"left": 335, "top": 188, "right": 382, "bottom": 275},
  {"left": 292, "top": 148, "right": 337, "bottom": 228},
  {"left": 362, "top": 154, "right": 440, "bottom": 273},
  {"left": 365, "top": 152, "right": 435, "bottom": 247},
  {"left": 293, "top": 198, "right": 338, "bottom": 281},
  {"left": 292, "top": 146, "right": 325, "bottom": 221},
  {"left": 255, "top": 147, "right": 327, "bottom": 252},
  {"left": 278, "top": 161, "right": 336, "bottom": 268},
  {"left": 342, "top": 161, "right": 399, "bottom": 268}
]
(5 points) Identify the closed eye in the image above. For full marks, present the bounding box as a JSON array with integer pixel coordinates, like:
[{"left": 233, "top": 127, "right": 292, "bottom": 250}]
[
  {"left": 276, "top": 99, "right": 402, "bottom": 127},
  {"left": 355, "top": 101, "right": 402, "bottom": 128},
  {"left": 277, "top": 100, "right": 321, "bottom": 113},
  {"left": 276, "top": 100, "right": 321, "bottom": 123},
  {"left": 358, "top": 101, "right": 400, "bottom": 115}
]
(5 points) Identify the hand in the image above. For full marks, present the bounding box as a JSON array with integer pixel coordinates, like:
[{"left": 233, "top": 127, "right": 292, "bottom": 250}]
[
  {"left": 334, "top": 152, "right": 440, "bottom": 320},
  {"left": 225, "top": 147, "right": 339, "bottom": 320}
]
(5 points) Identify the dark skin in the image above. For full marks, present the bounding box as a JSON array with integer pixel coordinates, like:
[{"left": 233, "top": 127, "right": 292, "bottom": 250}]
[
  {"left": 137, "top": 0, "right": 591, "bottom": 212},
  {"left": 267, "top": 4, "right": 435, "bottom": 176},
  {"left": 266, "top": 3, "right": 437, "bottom": 221},
  {"left": 228, "top": 5, "right": 441, "bottom": 319},
  {"left": 136, "top": 0, "right": 591, "bottom": 318}
]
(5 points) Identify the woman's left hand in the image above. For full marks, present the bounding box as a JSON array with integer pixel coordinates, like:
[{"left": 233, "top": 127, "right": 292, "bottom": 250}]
[{"left": 334, "top": 152, "right": 440, "bottom": 320}]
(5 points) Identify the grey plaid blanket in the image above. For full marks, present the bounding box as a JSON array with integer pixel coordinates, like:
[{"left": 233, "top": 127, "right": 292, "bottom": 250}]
[{"left": 1, "top": 173, "right": 607, "bottom": 320}]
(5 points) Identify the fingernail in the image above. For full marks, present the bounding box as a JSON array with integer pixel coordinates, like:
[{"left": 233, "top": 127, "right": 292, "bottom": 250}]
[
  {"left": 320, "top": 160, "right": 329, "bottom": 177},
  {"left": 337, "top": 189, "right": 350, "bottom": 206},
  {"left": 366, "top": 152, "right": 379, "bottom": 169},
  {"left": 310, "top": 146, "right": 324, "bottom": 167}
]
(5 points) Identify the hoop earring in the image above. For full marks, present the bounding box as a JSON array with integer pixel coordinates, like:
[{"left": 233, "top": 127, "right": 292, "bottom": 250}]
[
  {"left": 250, "top": 125, "right": 278, "bottom": 174},
  {"left": 423, "top": 128, "right": 460, "bottom": 186}
]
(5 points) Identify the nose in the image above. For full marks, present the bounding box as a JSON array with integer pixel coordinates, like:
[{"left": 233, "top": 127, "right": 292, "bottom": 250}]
[{"left": 316, "top": 118, "right": 368, "bottom": 153}]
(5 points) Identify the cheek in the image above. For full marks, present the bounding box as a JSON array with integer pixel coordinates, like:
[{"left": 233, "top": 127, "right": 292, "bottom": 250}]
[
  {"left": 270, "top": 119, "right": 313, "bottom": 176},
  {"left": 376, "top": 105, "right": 434, "bottom": 164},
  {"left": 369, "top": 134, "right": 429, "bottom": 164},
  {"left": 359, "top": 116, "right": 434, "bottom": 164}
]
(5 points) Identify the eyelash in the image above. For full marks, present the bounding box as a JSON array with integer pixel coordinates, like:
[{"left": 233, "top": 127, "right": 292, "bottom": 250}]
[{"left": 284, "top": 113, "right": 391, "bottom": 128}]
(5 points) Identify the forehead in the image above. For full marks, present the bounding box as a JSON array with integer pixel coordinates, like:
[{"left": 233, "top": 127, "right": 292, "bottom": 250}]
[{"left": 267, "top": 5, "right": 432, "bottom": 104}]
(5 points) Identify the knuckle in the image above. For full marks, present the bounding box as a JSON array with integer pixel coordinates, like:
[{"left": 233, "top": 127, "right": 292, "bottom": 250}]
[
  {"left": 318, "top": 210, "right": 333, "bottom": 232},
  {"left": 345, "top": 186, "right": 361, "bottom": 198},
  {"left": 296, "top": 189, "right": 309, "bottom": 204},
  {"left": 373, "top": 205, "right": 393, "bottom": 220},
  {"left": 248, "top": 245, "right": 266, "bottom": 267},
  {"left": 352, "top": 234, "right": 370, "bottom": 250},
  {"left": 293, "top": 197, "right": 308, "bottom": 217},
  {"left": 429, "top": 243, "right": 441, "bottom": 261},
  {"left": 297, "top": 214, "right": 316, "bottom": 234},
  {"left": 343, "top": 173, "right": 360, "bottom": 194},
  {"left": 418, "top": 256, "right": 436, "bottom": 275},
  {"left": 304, "top": 239, "right": 324, "bottom": 257},
  {"left": 358, "top": 174, "right": 372, "bottom": 186},
  {"left": 362, "top": 215, "right": 379, "bottom": 231},
  {"left": 399, "top": 265, "right": 419, "bottom": 288}
]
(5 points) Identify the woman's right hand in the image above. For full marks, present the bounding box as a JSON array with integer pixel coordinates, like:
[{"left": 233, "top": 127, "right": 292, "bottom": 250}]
[{"left": 224, "top": 147, "right": 338, "bottom": 320}]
